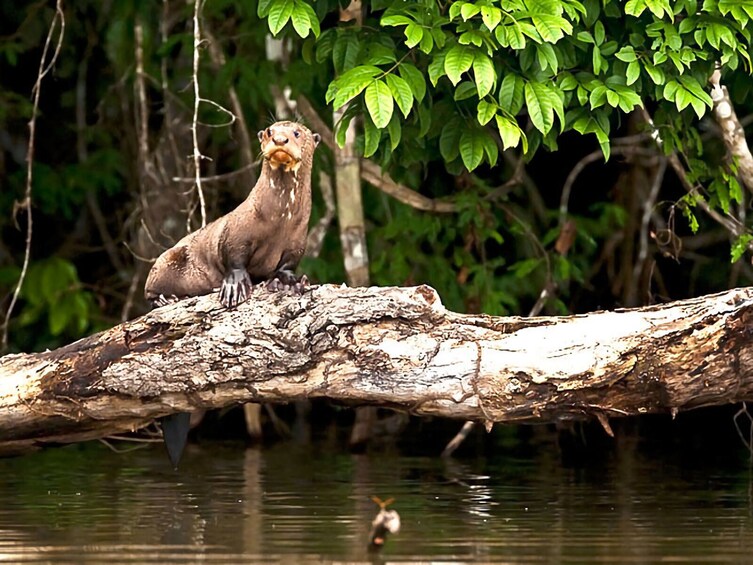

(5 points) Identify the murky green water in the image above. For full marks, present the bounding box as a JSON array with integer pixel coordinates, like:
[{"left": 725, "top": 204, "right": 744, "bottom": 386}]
[{"left": 1, "top": 433, "right": 753, "bottom": 563}]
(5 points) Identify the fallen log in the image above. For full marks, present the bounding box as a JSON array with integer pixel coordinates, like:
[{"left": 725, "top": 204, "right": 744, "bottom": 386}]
[{"left": 1, "top": 284, "right": 752, "bottom": 454}]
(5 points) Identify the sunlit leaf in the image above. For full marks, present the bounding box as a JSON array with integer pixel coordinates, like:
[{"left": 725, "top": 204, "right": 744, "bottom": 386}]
[
  {"left": 477, "top": 100, "right": 497, "bottom": 125},
  {"left": 444, "top": 45, "right": 475, "bottom": 85},
  {"left": 364, "top": 80, "right": 394, "bottom": 128},
  {"left": 385, "top": 73, "right": 414, "bottom": 118},
  {"left": 525, "top": 81, "right": 555, "bottom": 134},
  {"left": 473, "top": 54, "right": 496, "bottom": 98},
  {"left": 268, "top": 0, "right": 294, "bottom": 35}
]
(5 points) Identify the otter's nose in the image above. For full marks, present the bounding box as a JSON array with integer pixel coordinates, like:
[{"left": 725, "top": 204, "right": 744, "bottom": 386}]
[{"left": 272, "top": 133, "right": 289, "bottom": 146}]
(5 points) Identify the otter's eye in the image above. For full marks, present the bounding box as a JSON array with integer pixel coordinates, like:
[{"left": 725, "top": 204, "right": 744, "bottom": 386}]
[
  {"left": 266, "top": 128, "right": 272, "bottom": 136},
  {"left": 294, "top": 130, "right": 300, "bottom": 138}
]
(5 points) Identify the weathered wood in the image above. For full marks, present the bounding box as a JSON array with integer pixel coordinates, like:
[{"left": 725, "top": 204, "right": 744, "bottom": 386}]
[{"left": 1, "top": 284, "right": 753, "bottom": 454}]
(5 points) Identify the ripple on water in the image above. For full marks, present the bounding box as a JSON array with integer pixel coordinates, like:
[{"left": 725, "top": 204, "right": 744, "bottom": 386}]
[{"left": 0, "top": 443, "right": 752, "bottom": 563}]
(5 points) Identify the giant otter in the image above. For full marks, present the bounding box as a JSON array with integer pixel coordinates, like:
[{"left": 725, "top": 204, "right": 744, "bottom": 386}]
[
  {"left": 144, "top": 120, "right": 320, "bottom": 466},
  {"left": 145, "top": 120, "right": 321, "bottom": 308}
]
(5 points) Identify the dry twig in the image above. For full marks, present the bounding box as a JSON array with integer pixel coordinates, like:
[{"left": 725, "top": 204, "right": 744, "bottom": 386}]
[
  {"left": 191, "top": 0, "right": 208, "bottom": 228},
  {"left": 2, "top": 0, "right": 65, "bottom": 351}
]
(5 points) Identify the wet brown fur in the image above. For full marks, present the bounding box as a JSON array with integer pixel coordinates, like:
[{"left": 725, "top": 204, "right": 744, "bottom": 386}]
[{"left": 144, "top": 121, "right": 320, "bottom": 305}]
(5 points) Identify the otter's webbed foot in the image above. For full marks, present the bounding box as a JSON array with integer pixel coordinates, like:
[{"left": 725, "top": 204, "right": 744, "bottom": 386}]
[
  {"left": 150, "top": 294, "right": 180, "bottom": 308},
  {"left": 220, "top": 268, "right": 252, "bottom": 308},
  {"left": 266, "top": 270, "right": 309, "bottom": 294}
]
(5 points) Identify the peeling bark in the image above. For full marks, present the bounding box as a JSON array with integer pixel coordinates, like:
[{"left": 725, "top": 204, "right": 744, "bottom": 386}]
[
  {"left": 1, "top": 284, "right": 753, "bottom": 454},
  {"left": 709, "top": 68, "right": 753, "bottom": 195}
]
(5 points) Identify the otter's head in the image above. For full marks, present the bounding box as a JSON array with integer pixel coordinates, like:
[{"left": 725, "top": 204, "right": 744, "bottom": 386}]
[{"left": 258, "top": 121, "right": 321, "bottom": 172}]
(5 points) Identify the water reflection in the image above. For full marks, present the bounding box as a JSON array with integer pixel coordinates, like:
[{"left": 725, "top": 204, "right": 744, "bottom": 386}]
[{"left": 0, "top": 439, "right": 752, "bottom": 563}]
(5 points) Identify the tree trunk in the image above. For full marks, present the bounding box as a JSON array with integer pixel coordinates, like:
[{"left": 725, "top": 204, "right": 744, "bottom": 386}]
[{"left": 1, "top": 284, "right": 752, "bottom": 455}]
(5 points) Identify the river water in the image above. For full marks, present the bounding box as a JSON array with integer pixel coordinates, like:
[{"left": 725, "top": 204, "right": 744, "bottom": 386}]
[{"left": 1, "top": 424, "right": 753, "bottom": 563}]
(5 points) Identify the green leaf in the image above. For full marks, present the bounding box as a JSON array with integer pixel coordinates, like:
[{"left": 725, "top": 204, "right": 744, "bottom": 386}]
[
  {"left": 405, "top": 23, "right": 424, "bottom": 48},
  {"left": 444, "top": 45, "right": 475, "bottom": 85},
  {"left": 364, "top": 80, "right": 394, "bottom": 128},
  {"left": 612, "top": 85, "right": 643, "bottom": 112},
  {"left": 625, "top": 0, "right": 647, "bottom": 17},
  {"left": 531, "top": 14, "right": 572, "bottom": 43},
  {"left": 594, "top": 21, "right": 606, "bottom": 45},
  {"left": 365, "top": 43, "right": 397, "bottom": 65},
  {"left": 386, "top": 112, "right": 402, "bottom": 151},
  {"left": 473, "top": 54, "right": 496, "bottom": 98},
  {"left": 559, "top": 72, "right": 578, "bottom": 91},
  {"left": 381, "top": 14, "right": 413, "bottom": 26},
  {"left": 645, "top": 0, "right": 672, "bottom": 19},
  {"left": 525, "top": 82, "right": 555, "bottom": 134},
  {"left": 385, "top": 74, "right": 414, "bottom": 118},
  {"left": 268, "top": 0, "right": 295, "bottom": 35},
  {"left": 290, "top": 7, "right": 310, "bottom": 38},
  {"left": 495, "top": 114, "right": 523, "bottom": 150},
  {"left": 459, "top": 129, "right": 485, "bottom": 171},
  {"left": 454, "top": 81, "right": 477, "bottom": 100},
  {"left": 481, "top": 6, "right": 502, "bottom": 31},
  {"left": 477, "top": 100, "right": 497, "bottom": 125},
  {"left": 399, "top": 64, "right": 427, "bottom": 102},
  {"left": 643, "top": 61, "right": 665, "bottom": 84},
  {"left": 326, "top": 65, "right": 381, "bottom": 108},
  {"left": 48, "top": 301, "right": 71, "bottom": 336},
  {"left": 731, "top": 234, "right": 753, "bottom": 262},
  {"left": 419, "top": 28, "right": 435, "bottom": 53},
  {"left": 290, "top": 2, "right": 312, "bottom": 38},
  {"left": 498, "top": 73, "right": 525, "bottom": 114},
  {"left": 499, "top": 23, "right": 526, "bottom": 49},
  {"left": 332, "top": 33, "right": 359, "bottom": 73},
  {"left": 449, "top": 1, "right": 464, "bottom": 20},
  {"left": 482, "top": 133, "right": 498, "bottom": 165},
  {"left": 571, "top": 109, "right": 611, "bottom": 159},
  {"left": 537, "top": 44, "right": 559, "bottom": 73},
  {"left": 300, "top": 2, "right": 320, "bottom": 37},
  {"left": 440, "top": 119, "right": 462, "bottom": 161},
  {"left": 615, "top": 46, "right": 637, "bottom": 62},
  {"left": 510, "top": 258, "right": 542, "bottom": 278},
  {"left": 677, "top": 75, "right": 713, "bottom": 107},
  {"left": 592, "top": 45, "right": 603, "bottom": 74},
  {"left": 428, "top": 52, "right": 447, "bottom": 86},
  {"left": 460, "top": 2, "right": 481, "bottom": 20},
  {"left": 626, "top": 60, "right": 641, "bottom": 85},
  {"left": 258, "top": 0, "right": 275, "bottom": 17},
  {"left": 363, "top": 114, "right": 381, "bottom": 158},
  {"left": 606, "top": 89, "right": 620, "bottom": 107}
]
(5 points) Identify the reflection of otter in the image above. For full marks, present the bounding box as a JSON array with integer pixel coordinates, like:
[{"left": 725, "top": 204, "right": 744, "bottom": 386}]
[
  {"left": 144, "top": 121, "right": 320, "bottom": 467},
  {"left": 145, "top": 121, "right": 321, "bottom": 308}
]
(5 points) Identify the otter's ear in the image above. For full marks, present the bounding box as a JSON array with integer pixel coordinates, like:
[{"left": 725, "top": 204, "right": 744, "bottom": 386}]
[
  {"left": 313, "top": 133, "right": 321, "bottom": 146},
  {"left": 257, "top": 130, "right": 264, "bottom": 142}
]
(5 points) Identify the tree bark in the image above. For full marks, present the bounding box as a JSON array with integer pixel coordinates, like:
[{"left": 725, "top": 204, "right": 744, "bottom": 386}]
[{"left": 1, "top": 284, "right": 752, "bottom": 454}]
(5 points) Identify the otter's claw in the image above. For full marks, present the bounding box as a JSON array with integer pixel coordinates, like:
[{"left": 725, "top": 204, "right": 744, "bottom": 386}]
[
  {"left": 266, "top": 271, "right": 309, "bottom": 295},
  {"left": 220, "top": 268, "right": 252, "bottom": 308},
  {"left": 150, "top": 294, "right": 180, "bottom": 307}
]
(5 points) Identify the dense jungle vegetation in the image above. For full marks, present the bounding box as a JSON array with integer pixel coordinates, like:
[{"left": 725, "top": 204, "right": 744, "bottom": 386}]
[{"left": 2, "top": 0, "right": 753, "bottom": 449}]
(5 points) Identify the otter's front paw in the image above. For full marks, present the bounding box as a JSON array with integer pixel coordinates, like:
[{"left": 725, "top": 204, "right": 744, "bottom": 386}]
[
  {"left": 149, "top": 294, "right": 181, "bottom": 308},
  {"left": 220, "top": 268, "right": 252, "bottom": 308},
  {"left": 266, "top": 270, "right": 309, "bottom": 295}
]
